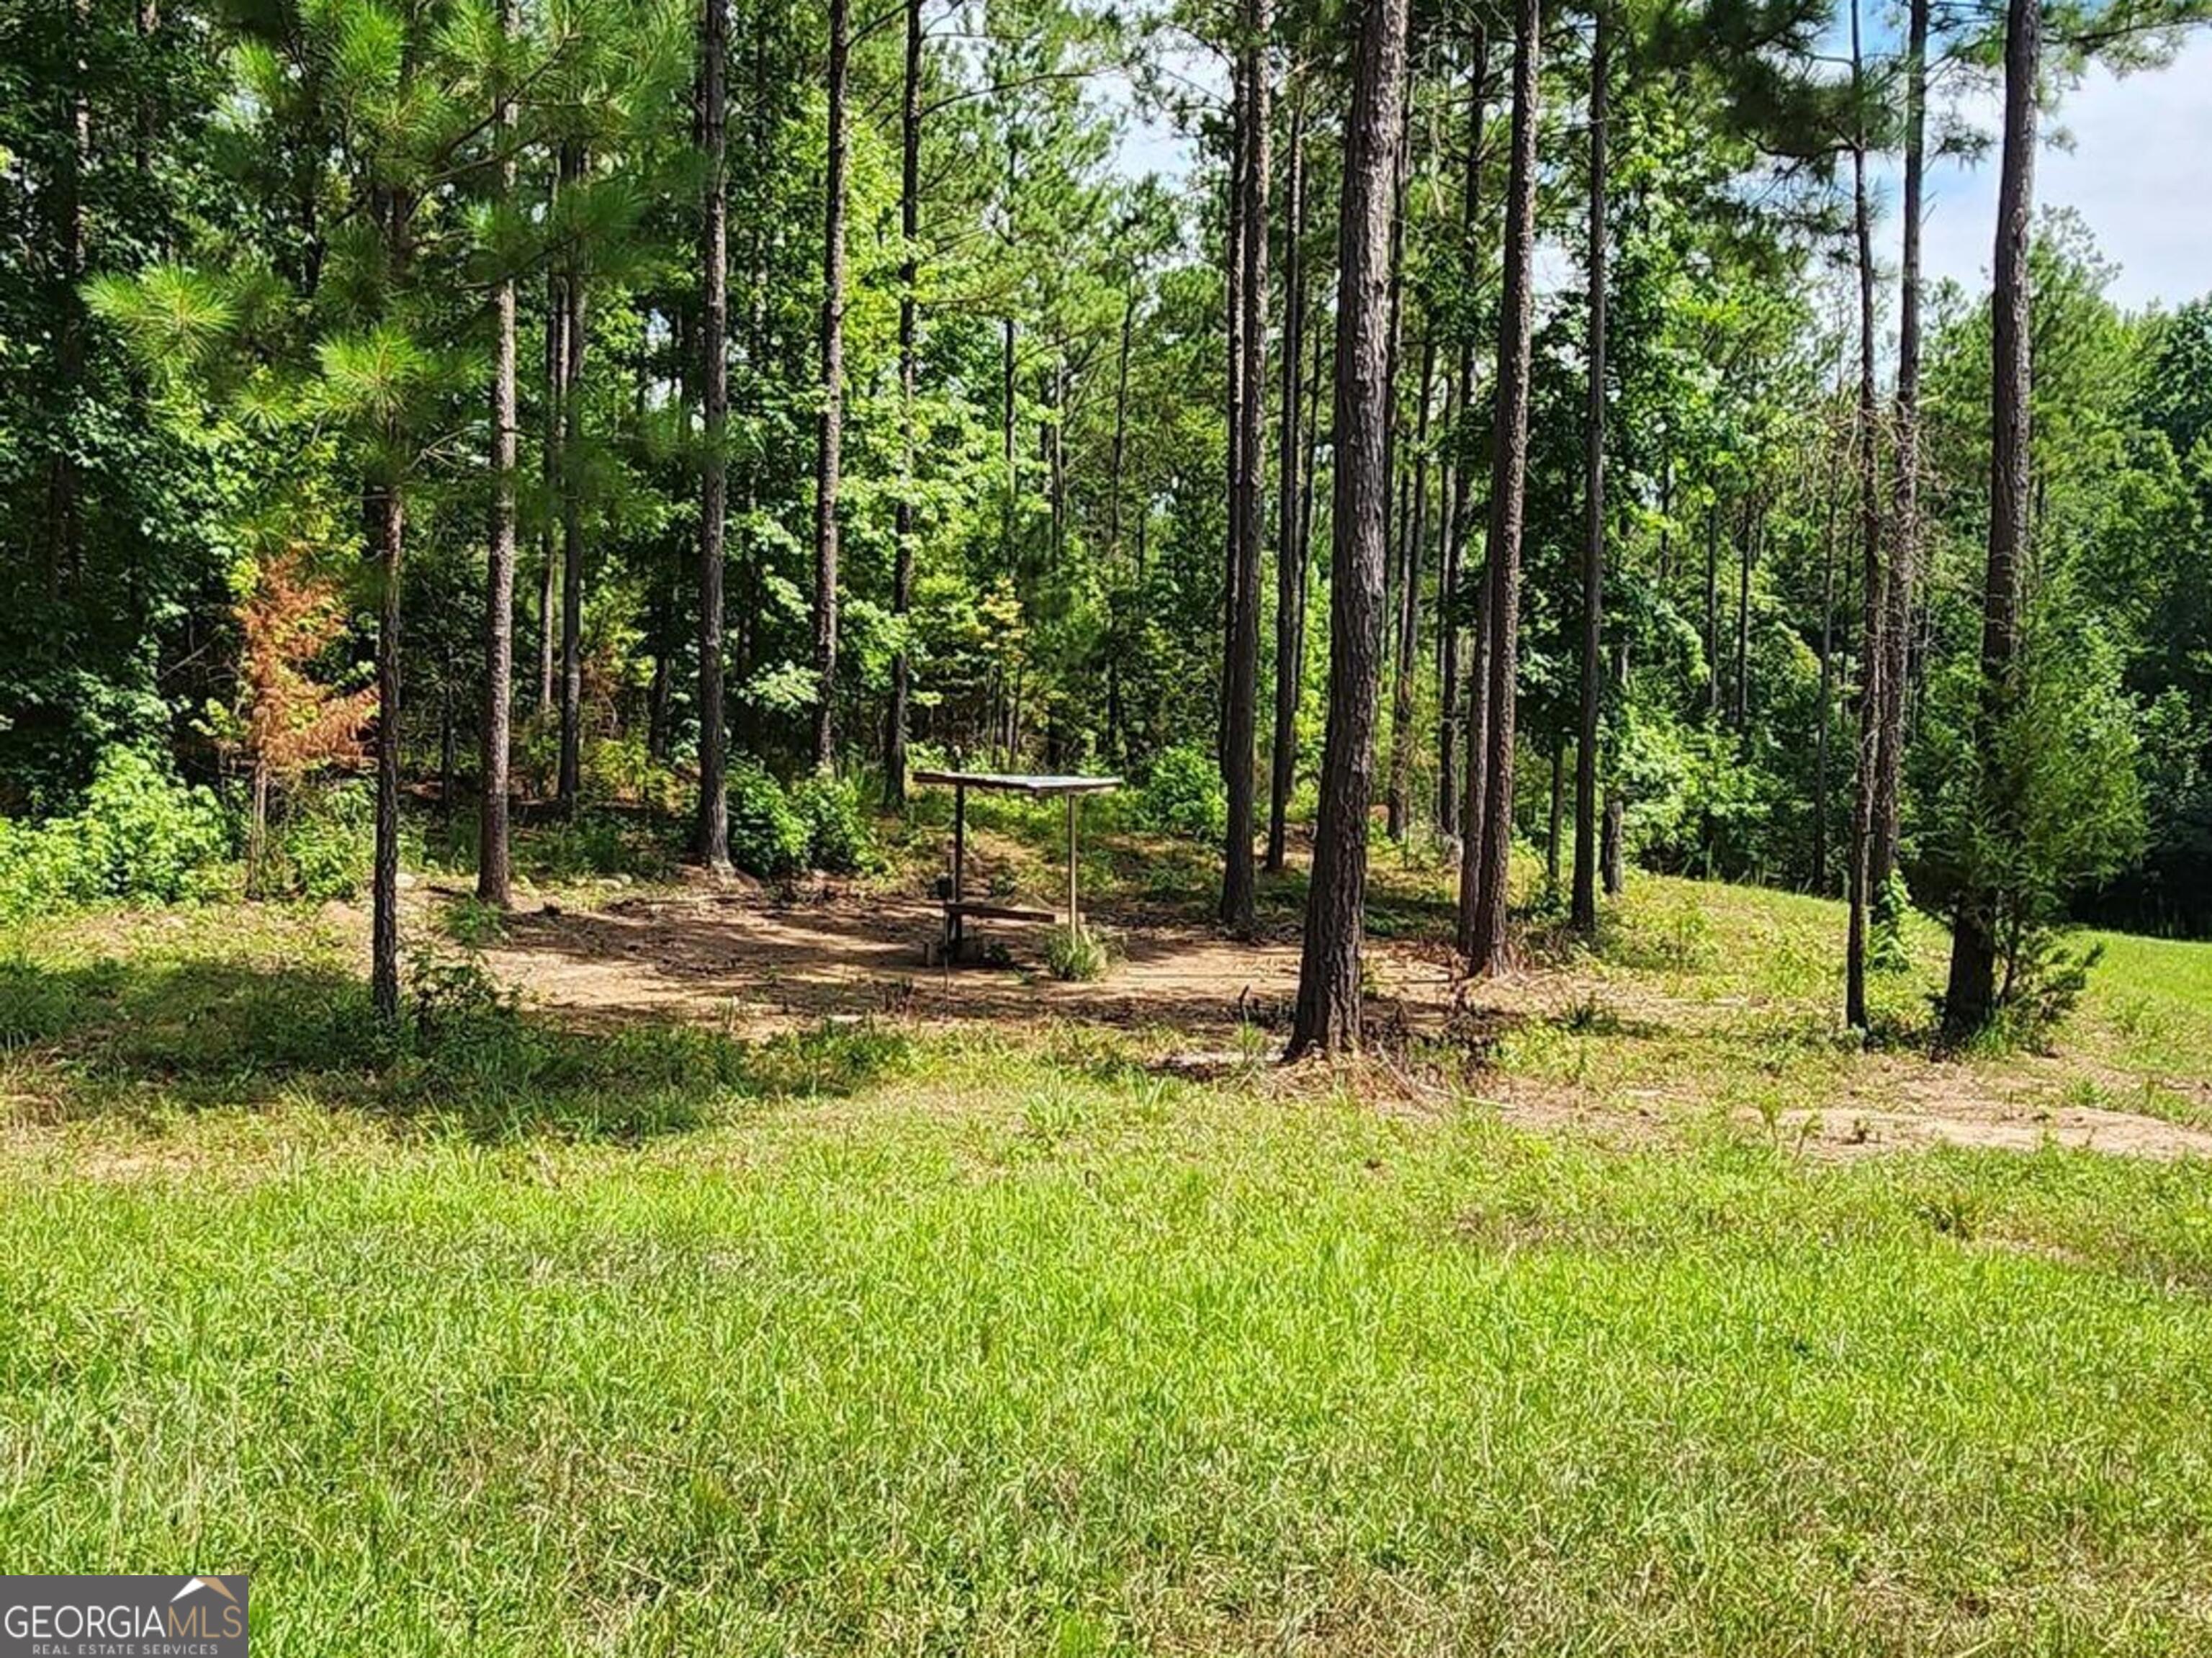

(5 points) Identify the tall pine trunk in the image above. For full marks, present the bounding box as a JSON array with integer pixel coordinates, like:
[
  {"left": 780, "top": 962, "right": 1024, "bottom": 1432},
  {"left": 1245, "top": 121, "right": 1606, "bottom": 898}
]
[
  {"left": 556, "top": 140, "right": 588, "bottom": 816},
  {"left": 1452, "top": 27, "right": 1491, "bottom": 951},
  {"left": 1437, "top": 359, "right": 1463, "bottom": 839},
  {"left": 46, "top": 0, "right": 90, "bottom": 594},
  {"left": 1945, "top": 0, "right": 2038, "bottom": 1035},
  {"left": 1267, "top": 94, "right": 1309, "bottom": 873},
  {"left": 694, "top": 0, "right": 733, "bottom": 866},
  {"left": 1844, "top": 0, "right": 1884, "bottom": 1029},
  {"left": 1388, "top": 335, "right": 1434, "bottom": 844},
  {"left": 1105, "top": 273, "right": 1135, "bottom": 763},
  {"left": 1287, "top": 0, "right": 1411, "bottom": 1057},
  {"left": 1735, "top": 502, "right": 1755, "bottom": 725},
  {"left": 811, "top": 0, "right": 850, "bottom": 774},
  {"left": 1220, "top": 63, "right": 1248, "bottom": 778},
  {"left": 1220, "top": 0, "right": 1269, "bottom": 935},
  {"left": 884, "top": 0, "right": 923, "bottom": 806},
  {"left": 1570, "top": 1, "right": 1609, "bottom": 935},
  {"left": 477, "top": 0, "right": 519, "bottom": 907},
  {"left": 1467, "top": 0, "right": 1542, "bottom": 976},
  {"left": 1703, "top": 496, "right": 1721, "bottom": 715},
  {"left": 369, "top": 177, "right": 411, "bottom": 1026},
  {"left": 539, "top": 256, "right": 562, "bottom": 719},
  {"left": 1378, "top": 95, "right": 1412, "bottom": 842},
  {"left": 1876, "top": 0, "right": 1929, "bottom": 890},
  {"left": 372, "top": 481, "right": 405, "bottom": 1024},
  {"left": 1812, "top": 402, "right": 1843, "bottom": 891}
]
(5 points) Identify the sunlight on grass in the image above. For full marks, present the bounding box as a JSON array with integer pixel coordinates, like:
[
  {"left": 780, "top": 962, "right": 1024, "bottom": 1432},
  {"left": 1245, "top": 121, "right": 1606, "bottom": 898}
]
[
  {"left": 3, "top": 870, "right": 2211, "bottom": 1653},
  {"left": 3, "top": 1062, "right": 2211, "bottom": 1654}
]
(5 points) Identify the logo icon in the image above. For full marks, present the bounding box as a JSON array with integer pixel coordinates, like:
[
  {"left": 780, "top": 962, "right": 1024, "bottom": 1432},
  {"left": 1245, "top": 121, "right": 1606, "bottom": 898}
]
[{"left": 1, "top": 1574, "right": 248, "bottom": 1657}]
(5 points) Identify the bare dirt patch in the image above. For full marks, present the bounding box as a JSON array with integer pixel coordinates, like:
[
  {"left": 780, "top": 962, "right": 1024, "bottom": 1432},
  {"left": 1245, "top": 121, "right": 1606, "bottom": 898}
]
[
  {"left": 1783, "top": 1052, "right": 2212, "bottom": 1161},
  {"left": 457, "top": 882, "right": 2212, "bottom": 1162}
]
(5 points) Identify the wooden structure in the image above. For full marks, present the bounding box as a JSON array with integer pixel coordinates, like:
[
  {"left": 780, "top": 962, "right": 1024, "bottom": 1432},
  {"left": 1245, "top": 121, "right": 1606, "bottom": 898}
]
[{"left": 913, "top": 770, "right": 1121, "bottom": 961}]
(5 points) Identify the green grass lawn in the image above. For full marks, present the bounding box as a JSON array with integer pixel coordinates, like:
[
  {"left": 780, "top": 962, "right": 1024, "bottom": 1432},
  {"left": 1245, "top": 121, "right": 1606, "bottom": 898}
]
[{"left": 3, "top": 880, "right": 2211, "bottom": 1654}]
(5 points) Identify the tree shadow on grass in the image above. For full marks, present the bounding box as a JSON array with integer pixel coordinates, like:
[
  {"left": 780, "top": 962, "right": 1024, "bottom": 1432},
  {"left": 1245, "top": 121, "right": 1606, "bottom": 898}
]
[{"left": 0, "top": 951, "right": 910, "bottom": 1145}]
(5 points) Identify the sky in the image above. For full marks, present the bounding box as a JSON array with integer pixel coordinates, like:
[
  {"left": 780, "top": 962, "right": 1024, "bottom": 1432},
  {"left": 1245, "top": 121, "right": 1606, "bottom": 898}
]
[
  {"left": 1102, "top": 32, "right": 2212, "bottom": 315},
  {"left": 1915, "top": 33, "right": 2212, "bottom": 312}
]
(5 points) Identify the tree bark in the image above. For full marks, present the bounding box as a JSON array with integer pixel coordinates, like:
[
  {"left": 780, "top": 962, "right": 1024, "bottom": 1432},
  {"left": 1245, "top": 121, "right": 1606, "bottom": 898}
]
[
  {"left": 1388, "top": 334, "right": 1434, "bottom": 844},
  {"left": 1812, "top": 409, "right": 1843, "bottom": 892},
  {"left": 1467, "top": 0, "right": 1542, "bottom": 977},
  {"left": 1570, "top": 1, "right": 1609, "bottom": 935},
  {"left": 539, "top": 257, "right": 563, "bottom": 720},
  {"left": 372, "top": 479, "right": 405, "bottom": 1025},
  {"left": 1875, "top": 0, "right": 1929, "bottom": 891},
  {"left": 884, "top": 0, "right": 923, "bottom": 808},
  {"left": 1220, "top": 58, "right": 1248, "bottom": 778},
  {"left": 1220, "top": 0, "right": 1269, "bottom": 936},
  {"left": 1378, "top": 92, "right": 1413, "bottom": 841},
  {"left": 44, "top": 0, "right": 91, "bottom": 595},
  {"left": 557, "top": 140, "right": 588, "bottom": 816},
  {"left": 694, "top": 0, "right": 733, "bottom": 865},
  {"left": 1105, "top": 271, "right": 1136, "bottom": 766},
  {"left": 1704, "top": 496, "right": 1721, "bottom": 716},
  {"left": 1601, "top": 633, "right": 1627, "bottom": 895},
  {"left": 1452, "top": 27, "right": 1491, "bottom": 950},
  {"left": 1287, "top": 0, "right": 1411, "bottom": 1057},
  {"left": 1546, "top": 735, "right": 1565, "bottom": 893},
  {"left": 1944, "top": 0, "right": 2038, "bottom": 1036},
  {"left": 477, "top": 0, "right": 519, "bottom": 906},
  {"left": 1845, "top": 0, "right": 1884, "bottom": 1030},
  {"left": 811, "top": 0, "right": 850, "bottom": 775},
  {"left": 1735, "top": 500, "right": 1755, "bottom": 725},
  {"left": 1267, "top": 93, "right": 1309, "bottom": 874}
]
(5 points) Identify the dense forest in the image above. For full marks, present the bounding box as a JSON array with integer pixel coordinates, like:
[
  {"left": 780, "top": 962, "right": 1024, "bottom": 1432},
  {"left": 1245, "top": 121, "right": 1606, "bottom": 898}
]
[{"left": 1, "top": 0, "right": 2206, "bottom": 1047}]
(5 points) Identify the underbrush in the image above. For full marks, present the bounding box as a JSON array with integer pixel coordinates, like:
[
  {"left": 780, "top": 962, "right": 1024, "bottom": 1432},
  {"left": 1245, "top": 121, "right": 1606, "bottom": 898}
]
[{"left": 0, "top": 747, "right": 232, "bottom": 920}]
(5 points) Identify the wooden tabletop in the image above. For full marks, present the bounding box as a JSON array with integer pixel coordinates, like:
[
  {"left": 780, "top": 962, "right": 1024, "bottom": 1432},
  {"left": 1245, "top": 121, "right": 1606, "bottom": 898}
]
[{"left": 912, "top": 770, "right": 1123, "bottom": 796}]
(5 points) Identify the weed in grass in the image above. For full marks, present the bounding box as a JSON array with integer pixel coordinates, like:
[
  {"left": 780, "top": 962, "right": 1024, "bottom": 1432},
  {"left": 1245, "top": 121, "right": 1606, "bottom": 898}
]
[
  {"left": 2058, "top": 1075, "right": 2110, "bottom": 1112},
  {"left": 1232, "top": 1017, "right": 1271, "bottom": 1072},
  {"left": 2128, "top": 1077, "right": 2212, "bottom": 1130},
  {"left": 1918, "top": 1184, "right": 1984, "bottom": 1240},
  {"left": 1044, "top": 924, "right": 1110, "bottom": 983}
]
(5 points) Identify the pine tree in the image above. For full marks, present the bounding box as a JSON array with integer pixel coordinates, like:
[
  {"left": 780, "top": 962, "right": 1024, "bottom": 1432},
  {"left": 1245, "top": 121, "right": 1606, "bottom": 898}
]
[
  {"left": 1570, "top": 0, "right": 1611, "bottom": 937},
  {"left": 1288, "top": 0, "right": 1412, "bottom": 1057},
  {"left": 694, "top": 0, "right": 733, "bottom": 868},
  {"left": 1467, "top": 0, "right": 1542, "bottom": 976},
  {"left": 811, "top": 0, "right": 851, "bottom": 775},
  {"left": 1219, "top": 0, "right": 1269, "bottom": 937},
  {"left": 1944, "top": 0, "right": 2040, "bottom": 1035}
]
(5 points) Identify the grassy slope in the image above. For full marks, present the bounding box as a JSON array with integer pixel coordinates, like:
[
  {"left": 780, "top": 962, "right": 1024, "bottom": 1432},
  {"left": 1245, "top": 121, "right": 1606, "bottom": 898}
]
[{"left": 2, "top": 875, "right": 2211, "bottom": 1654}]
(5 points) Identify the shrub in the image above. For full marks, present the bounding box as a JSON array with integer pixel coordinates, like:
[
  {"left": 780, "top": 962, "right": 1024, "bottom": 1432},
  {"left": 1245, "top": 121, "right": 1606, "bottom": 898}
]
[
  {"left": 0, "top": 819, "right": 94, "bottom": 922},
  {"left": 1138, "top": 742, "right": 1226, "bottom": 844},
  {"left": 73, "top": 747, "right": 232, "bottom": 903},
  {"left": 1868, "top": 869, "right": 1913, "bottom": 974},
  {"left": 0, "top": 746, "right": 230, "bottom": 919},
  {"left": 727, "top": 760, "right": 808, "bottom": 879},
  {"left": 274, "top": 780, "right": 374, "bottom": 901},
  {"left": 793, "top": 775, "right": 880, "bottom": 874},
  {"left": 1919, "top": 585, "right": 2144, "bottom": 1040}
]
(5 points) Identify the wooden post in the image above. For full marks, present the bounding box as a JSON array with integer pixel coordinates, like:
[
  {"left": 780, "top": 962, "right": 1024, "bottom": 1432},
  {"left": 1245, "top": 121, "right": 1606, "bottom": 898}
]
[
  {"left": 951, "top": 782, "right": 966, "bottom": 956},
  {"left": 1066, "top": 792, "right": 1082, "bottom": 937}
]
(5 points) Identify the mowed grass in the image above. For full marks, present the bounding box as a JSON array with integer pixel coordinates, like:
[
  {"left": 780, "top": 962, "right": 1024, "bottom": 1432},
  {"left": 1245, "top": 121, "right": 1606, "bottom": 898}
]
[{"left": 3, "top": 887, "right": 2212, "bottom": 1653}]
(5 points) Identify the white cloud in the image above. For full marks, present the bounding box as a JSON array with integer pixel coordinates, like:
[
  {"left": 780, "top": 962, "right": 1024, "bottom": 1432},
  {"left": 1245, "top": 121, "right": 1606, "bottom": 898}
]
[{"left": 1917, "top": 35, "right": 2212, "bottom": 312}]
